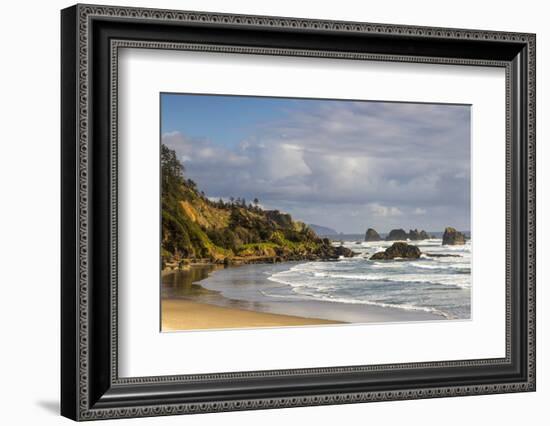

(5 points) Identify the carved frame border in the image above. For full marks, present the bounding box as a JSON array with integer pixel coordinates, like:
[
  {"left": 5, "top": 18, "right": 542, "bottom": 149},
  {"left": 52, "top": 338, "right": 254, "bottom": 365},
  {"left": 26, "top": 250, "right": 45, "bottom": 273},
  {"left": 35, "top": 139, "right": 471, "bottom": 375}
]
[{"left": 62, "top": 3, "right": 535, "bottom": 421}]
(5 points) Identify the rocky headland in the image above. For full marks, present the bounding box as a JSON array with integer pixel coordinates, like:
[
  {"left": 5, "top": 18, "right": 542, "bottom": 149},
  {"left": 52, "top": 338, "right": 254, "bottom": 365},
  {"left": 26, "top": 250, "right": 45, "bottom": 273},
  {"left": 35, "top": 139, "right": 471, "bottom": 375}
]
[{"left": 161, "top": 144, "right": 356, "bottom": 272}]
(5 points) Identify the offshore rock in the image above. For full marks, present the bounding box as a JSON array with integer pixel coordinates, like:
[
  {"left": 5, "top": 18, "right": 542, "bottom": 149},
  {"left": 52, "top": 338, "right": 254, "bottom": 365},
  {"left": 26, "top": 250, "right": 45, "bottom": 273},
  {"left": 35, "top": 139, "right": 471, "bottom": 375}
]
[
  {"left": 364, "top": 228, "right": 382, "bottom": 242},
  {"left": 408, "top": 229, "right": 430, "bottom": 240},
  {"left": 385, "top": 229, "right": 408, "bottom": 241},
  {"left": 442, "top": 227, "right": 466, "bottom": 245},
  {"left": 370, "top": 242, "right": 421, "bottom": 260}
]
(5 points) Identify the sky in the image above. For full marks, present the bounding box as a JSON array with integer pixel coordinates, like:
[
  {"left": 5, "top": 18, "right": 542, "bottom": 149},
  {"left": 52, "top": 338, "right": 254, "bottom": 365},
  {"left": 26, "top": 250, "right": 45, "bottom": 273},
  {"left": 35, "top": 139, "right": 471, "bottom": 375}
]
[{"left": 161, "top": 93, "right": 471, "bottom": 234}]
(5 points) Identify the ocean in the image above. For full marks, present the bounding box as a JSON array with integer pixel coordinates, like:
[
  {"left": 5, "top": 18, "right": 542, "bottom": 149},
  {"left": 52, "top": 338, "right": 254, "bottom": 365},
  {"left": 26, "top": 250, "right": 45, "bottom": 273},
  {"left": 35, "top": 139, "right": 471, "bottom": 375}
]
[
  {"left": 170, "top": 238, "right": 471, "bottom": 322},
  {"left": 265, "top": 239, "right": 471, "bottom": 320}
]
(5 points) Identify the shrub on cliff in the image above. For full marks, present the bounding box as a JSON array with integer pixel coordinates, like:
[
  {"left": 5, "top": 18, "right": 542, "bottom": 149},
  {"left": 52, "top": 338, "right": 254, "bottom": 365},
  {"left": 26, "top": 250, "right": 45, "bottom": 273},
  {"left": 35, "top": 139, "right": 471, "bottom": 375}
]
[{"left": 160, "top": 144, "right": 353, "bottom": 265}]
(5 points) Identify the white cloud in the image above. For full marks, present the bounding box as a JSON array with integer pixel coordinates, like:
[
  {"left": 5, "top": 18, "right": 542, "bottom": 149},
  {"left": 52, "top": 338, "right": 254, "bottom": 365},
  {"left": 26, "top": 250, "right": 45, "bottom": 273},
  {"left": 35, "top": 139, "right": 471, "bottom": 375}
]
[
  {"left": 367, "top": 203, "right": 404, "bottom": 218},
  {"left": 162, "top": 100, "right": 470, "bottom": 233}
]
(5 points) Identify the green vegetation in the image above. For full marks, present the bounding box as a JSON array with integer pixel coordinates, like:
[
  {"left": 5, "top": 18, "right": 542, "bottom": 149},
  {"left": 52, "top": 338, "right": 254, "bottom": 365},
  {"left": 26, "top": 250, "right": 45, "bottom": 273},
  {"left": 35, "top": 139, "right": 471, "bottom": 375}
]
[{"left": 161, "top": 144, "right": 353, "bottom": 269}]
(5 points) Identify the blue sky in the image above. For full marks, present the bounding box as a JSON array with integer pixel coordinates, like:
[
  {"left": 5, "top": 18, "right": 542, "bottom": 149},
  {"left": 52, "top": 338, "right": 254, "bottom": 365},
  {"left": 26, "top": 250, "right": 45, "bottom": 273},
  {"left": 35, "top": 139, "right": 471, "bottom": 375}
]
[
  {"left": 161, "top": 93, "right": 471, "bottom": 234},
  {"left": 162, "top": 94, "right": 304, "bottom": 150}
]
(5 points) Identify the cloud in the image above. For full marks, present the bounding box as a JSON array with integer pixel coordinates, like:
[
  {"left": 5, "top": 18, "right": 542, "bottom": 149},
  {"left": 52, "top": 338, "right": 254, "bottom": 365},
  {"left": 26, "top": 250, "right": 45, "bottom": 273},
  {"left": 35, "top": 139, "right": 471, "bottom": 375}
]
[
  {"left": 367, "top": 203, "right": 404, "bottom": 218},
  {"left": 162, "top": 100, "right": 470, "bottom": 233}
]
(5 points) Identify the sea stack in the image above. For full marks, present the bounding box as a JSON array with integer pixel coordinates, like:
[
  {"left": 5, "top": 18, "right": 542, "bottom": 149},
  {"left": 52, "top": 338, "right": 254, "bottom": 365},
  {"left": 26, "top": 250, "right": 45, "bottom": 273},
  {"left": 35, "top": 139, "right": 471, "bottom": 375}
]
[
  {"left": 385, "top": 228, "right": 408, "bottom": 241},
  {"left": 409, "top": 229, "right": 430, "bottom": 241},
  {"left": 442, "top": 227, "right": 466, "bottom": 245},
  {"left": 370, "top": 242, "right": 421, "bottom": 260},
  {"left": 364, "top": 228, "right": 382, "bottom": 242}
]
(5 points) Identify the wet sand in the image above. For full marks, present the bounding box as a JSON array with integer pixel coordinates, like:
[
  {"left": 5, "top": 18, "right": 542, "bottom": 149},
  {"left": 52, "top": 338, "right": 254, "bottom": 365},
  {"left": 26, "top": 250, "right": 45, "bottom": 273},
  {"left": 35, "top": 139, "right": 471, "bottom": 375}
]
[{"left": 162, "top": 299, "right": 341, "bottom": 331}]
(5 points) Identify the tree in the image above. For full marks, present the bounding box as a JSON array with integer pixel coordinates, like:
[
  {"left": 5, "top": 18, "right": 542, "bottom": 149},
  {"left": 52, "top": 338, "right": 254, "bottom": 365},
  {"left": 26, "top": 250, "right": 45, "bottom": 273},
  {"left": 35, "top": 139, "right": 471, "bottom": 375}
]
[{"left": 161, "top": 144, "right": 184, "bottom": 191}]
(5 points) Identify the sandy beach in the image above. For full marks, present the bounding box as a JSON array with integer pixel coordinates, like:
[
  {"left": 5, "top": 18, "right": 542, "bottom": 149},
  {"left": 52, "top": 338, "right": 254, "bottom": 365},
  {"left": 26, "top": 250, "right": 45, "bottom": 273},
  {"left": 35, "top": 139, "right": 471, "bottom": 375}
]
[{"left": 162, "top": 299, "right": 341, "bottom": 331}]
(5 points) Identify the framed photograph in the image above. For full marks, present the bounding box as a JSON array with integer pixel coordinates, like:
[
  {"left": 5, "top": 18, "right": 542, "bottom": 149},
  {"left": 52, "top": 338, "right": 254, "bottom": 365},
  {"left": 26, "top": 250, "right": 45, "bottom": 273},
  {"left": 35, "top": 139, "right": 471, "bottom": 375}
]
[{"left": 61, "top": 4, "right": 536, "bottom": 421}]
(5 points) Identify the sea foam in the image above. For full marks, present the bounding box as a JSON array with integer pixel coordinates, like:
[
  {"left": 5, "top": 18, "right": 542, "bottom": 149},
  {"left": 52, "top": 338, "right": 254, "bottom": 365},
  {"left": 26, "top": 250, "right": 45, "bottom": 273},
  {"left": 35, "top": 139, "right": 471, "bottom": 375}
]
[{"left": 265, "top": 239, "right": 472, "bottom": 319}]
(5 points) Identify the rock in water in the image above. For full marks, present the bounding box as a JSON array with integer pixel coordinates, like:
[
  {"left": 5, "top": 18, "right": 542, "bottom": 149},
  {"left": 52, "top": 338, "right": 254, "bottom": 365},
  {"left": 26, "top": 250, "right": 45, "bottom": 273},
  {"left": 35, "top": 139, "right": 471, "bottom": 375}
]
[
  {"left": 333, "top": 245, "right": 355, "bottom": 258},
  {"left": 370, "top": 242, "right": 421, "bottom": 260},
  {"left": 385, "top": 229, "right": 408, "bottom": 241},
  {"left": 365, "top": 228, "right": 381, "bottom": 241},
  {"left": 442, "top": 227, "right": 466, "bottom": 245},
  {"left": 315, "top": 241, "right": 356, "bottom": 259},
  {"left": 408, "top": 229, "right": 430, "bottom": 240}
]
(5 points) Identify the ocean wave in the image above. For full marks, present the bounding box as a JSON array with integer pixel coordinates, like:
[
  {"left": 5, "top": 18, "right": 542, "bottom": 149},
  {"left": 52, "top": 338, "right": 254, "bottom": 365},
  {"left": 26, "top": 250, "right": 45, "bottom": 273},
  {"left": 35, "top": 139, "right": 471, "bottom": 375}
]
[
  {"left": 263, "top": 246, "right": 471, "bottom": 319},
  {"left": 411, "top": 263, "right": 440, "bottom": 270},
  {"left": 386, "top": 274, "right": 471, "bottom": 288},
  {"left": 275, "top": 287, "right": 452, "bottom": 319},
  {"left": 269, "top": 269, "right": 471, "bottom": 289},
  {"left": 411, "top": 262, "right": 469, "bottom": 271},
  {"left": 370, "top": 262, "right": 408, "bottom": 269},
  {"left": 289, "top": 262, "right": 331, "bottom": 273},
  {"left": 445, "top": 262, "right": 471, "bottom": 269},
  {"left": 438, "top": 245, "right": 471, "bottom": 252}
]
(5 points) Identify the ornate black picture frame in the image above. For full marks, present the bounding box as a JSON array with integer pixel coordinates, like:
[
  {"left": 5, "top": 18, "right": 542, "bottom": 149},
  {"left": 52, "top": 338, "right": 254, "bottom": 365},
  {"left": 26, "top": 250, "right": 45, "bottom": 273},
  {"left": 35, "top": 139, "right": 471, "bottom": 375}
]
[{"left": 61, "top": 4, "right": 536, "bottom": 421}]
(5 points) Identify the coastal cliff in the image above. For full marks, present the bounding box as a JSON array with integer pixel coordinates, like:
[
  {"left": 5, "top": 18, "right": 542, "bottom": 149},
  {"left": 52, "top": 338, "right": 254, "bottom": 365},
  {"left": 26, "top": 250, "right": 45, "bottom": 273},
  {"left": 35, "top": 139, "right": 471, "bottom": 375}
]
[{"left": 161, "top": 145, "right": 353, "bottom": 270}]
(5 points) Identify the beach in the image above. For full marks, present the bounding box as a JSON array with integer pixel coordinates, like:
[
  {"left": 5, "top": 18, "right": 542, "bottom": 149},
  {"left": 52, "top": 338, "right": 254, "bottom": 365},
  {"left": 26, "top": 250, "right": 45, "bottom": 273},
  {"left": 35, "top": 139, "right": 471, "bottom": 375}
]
[
  {"left": 160, "top": 243, "right": 460, "bottom": 331},
  {"left": 162, "top": 299, "right": 341, "bottom": 331}
]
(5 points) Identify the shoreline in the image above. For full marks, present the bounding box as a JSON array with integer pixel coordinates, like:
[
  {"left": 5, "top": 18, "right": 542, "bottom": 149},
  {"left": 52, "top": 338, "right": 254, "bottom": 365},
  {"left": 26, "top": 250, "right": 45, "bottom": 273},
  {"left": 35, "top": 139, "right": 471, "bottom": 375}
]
[
  {"left": 161, "top": 255, "right": 345, "bottom": 276},
  {"left": 161, "top": 262, "right": 448, "bottom": 331}
]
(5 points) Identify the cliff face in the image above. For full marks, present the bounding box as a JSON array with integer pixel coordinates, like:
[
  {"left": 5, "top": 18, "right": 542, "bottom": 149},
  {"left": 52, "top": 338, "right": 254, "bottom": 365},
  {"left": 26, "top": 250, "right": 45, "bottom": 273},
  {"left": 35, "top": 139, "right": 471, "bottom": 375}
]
[{"left": 161, "top": 145, "right": 353, "bottom": 269}]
